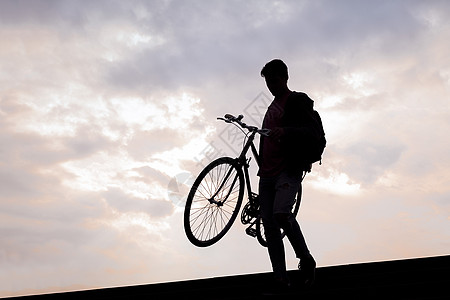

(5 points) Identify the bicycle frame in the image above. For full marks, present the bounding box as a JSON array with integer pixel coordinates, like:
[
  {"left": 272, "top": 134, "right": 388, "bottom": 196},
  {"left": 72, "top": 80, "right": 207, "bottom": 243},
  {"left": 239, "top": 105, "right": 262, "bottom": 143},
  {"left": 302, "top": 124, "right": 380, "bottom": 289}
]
[
  {"left": 209, "top": 129, "right": 259, "bottom": 207},
  {"left": 237, "top": 129, "right": 260, "bottom": 201},
  {"left": 215, "top": 114, "right": 267, "bottom": 206}
]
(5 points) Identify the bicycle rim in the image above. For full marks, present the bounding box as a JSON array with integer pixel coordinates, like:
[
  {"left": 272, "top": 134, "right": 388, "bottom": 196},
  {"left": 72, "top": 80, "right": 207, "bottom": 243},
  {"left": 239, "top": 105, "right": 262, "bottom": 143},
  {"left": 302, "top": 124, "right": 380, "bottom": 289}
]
[{"left": 184, "top": 157, "right": 244, "bottom": 247}]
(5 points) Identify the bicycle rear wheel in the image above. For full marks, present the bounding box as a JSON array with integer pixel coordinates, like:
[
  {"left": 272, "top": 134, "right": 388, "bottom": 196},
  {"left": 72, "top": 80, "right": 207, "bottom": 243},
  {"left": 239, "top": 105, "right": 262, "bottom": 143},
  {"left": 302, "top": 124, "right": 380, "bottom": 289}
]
[
  {"left": 184, "top": 157, "right": 244, "bottom": 247},
  {"left": 256, "top": 189, "right": 302, "bottom": 247}
]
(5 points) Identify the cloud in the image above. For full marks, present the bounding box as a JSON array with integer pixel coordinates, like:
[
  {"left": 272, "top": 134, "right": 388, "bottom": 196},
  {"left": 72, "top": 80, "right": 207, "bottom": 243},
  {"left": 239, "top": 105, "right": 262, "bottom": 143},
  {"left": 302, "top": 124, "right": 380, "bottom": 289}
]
[
  {"left": 102, "top": 187, "right": 173, "bottom": 217},
  {"left": 126, "top": 128, "right": 186, "bottom": 160},
  {"left": 1, "top": 0, "right": 450, "bottom": 297}
]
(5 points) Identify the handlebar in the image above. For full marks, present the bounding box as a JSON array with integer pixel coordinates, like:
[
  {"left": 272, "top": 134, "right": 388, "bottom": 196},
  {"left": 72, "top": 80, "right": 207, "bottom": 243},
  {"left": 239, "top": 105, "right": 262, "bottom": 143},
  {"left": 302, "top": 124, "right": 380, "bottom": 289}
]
[{"left": 217, "top": 114, "right": 271, "bottom": 137}]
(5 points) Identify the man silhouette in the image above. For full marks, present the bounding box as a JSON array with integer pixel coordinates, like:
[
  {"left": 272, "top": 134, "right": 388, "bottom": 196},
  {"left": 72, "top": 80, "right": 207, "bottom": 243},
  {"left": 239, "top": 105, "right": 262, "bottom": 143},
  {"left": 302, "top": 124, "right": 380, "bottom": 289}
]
[{"left": 258, "top": 59, "right": 318, "bottom": 290}]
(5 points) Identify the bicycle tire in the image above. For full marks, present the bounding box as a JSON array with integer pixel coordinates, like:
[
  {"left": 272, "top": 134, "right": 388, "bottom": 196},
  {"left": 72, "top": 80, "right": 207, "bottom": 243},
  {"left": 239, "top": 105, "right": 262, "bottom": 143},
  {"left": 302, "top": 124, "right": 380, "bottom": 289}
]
[
  {"left": 184, "top": 157, "right": 244, "bottom": 247},
  {"left": 256, "top": 189, "right": 302, "bottom": 247}
]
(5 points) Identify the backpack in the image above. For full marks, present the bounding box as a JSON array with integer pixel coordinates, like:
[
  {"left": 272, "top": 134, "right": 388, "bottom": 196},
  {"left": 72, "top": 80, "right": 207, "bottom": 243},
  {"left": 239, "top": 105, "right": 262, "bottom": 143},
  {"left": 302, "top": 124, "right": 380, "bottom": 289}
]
[
  {"left": 282, "top": 92, "right": 326, "bottom": 172},
  {"left": 305, "top": 109, "right": 326, "bottom": 172}
]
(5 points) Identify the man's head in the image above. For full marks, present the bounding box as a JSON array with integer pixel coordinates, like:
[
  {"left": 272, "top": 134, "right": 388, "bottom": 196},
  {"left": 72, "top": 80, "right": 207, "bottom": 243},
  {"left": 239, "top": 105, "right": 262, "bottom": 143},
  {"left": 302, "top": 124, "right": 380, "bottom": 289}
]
[{"left": 261, "top": 59, "right": 289, "bottom": 97}]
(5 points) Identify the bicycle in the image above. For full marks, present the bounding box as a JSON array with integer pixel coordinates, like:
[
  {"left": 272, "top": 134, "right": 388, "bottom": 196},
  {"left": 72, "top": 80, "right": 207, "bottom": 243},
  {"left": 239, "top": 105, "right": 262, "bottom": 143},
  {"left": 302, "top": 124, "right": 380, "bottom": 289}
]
[{"left": 184, "top": 114, "right": 302, "bottom": 247}]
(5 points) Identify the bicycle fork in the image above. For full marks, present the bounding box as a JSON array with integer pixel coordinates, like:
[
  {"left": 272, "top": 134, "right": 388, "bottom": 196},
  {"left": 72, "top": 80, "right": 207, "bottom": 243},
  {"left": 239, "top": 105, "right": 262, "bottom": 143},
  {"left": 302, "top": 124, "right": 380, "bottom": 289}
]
[{"left": 208, "top": 164, "right": 240, "bottom": 206}]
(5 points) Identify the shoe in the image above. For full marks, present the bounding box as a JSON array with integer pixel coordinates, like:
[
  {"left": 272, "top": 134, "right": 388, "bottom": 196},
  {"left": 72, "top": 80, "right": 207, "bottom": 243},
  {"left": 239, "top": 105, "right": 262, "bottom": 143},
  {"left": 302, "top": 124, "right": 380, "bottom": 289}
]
[{"left": 298, "top": 255, "right": 316, "bottom": 286}]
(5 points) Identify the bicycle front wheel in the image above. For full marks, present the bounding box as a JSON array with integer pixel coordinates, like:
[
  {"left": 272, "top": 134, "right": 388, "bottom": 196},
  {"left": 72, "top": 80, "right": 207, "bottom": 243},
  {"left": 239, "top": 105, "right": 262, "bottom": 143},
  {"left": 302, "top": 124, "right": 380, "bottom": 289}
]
[{"left": 184, "top": 157, "right": 244, "bottom": 247}]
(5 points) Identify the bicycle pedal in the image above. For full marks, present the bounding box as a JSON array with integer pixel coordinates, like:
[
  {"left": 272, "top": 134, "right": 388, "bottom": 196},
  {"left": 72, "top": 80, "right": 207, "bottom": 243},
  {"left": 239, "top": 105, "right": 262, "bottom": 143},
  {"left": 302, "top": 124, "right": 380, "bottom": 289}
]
[{"left": 245, "top": 227, "right": 257, "bottom": 238}]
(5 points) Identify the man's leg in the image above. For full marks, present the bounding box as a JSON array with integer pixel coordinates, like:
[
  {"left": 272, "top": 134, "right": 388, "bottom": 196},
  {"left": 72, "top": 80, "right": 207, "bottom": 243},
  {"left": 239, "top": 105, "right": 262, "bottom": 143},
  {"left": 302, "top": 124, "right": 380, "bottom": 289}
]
[
  {"left": 273, "top": 172, "right": 316, "bottom": 284},
  {"left": 259, "top": 176, "right": 288, "bottom": 282},
  {"left": 276, "top": 182, "right": 310, "bottom": 259}
]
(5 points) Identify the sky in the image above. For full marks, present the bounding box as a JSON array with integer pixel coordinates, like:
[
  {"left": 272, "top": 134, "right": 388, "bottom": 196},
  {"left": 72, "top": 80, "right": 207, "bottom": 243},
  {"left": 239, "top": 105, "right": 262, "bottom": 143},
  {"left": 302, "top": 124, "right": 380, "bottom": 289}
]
[{"left": 0, "top": 0, "right": 449, "bottom": 297}]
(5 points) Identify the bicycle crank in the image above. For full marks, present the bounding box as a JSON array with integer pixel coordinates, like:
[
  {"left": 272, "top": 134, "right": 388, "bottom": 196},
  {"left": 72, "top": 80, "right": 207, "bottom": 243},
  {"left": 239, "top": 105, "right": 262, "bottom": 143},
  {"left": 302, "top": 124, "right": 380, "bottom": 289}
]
[{"left": 245, "top": 225, "right": 257, "bottom": 238}]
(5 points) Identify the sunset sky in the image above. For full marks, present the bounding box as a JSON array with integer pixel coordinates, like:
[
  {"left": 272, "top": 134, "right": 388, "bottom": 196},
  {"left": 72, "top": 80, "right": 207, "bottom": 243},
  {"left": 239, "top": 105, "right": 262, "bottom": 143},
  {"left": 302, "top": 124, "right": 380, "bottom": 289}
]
[{"left": 1, "top": 0, "right": 449, "bottom": 297}]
